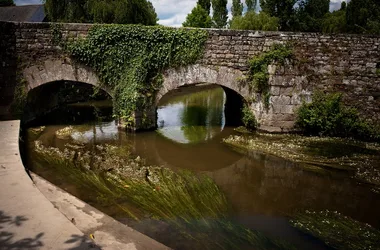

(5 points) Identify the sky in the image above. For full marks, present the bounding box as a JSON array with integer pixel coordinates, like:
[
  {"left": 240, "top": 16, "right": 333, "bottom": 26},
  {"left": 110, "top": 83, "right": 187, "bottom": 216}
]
[{"left": 14, "top": 0, "right": 346, "bottom": 27}]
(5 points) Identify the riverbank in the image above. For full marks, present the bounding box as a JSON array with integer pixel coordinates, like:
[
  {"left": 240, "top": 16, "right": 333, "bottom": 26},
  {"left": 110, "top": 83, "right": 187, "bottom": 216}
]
[{"left": 0, "top": 120, "right": 169, "bottom": 250}]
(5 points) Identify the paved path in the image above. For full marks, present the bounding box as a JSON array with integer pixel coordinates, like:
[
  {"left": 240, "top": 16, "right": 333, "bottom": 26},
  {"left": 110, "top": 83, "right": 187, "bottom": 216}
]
[{"left": 0, "top": 120, "right": 169, "bottom": 250}]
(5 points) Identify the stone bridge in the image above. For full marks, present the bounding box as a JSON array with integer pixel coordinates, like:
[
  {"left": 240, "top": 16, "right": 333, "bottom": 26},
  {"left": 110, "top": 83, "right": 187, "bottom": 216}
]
[{"left": 1, "top": 21, "right": 380, "bottom": 132}]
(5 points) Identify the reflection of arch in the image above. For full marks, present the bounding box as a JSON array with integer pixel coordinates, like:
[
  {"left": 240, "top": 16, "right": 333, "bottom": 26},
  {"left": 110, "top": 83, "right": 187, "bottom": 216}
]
[
  {"left": 22, "top": 58, "right": 111, "bottom": 95},
  {"left": 157, "top": 64, "right": 249, "bottom": 103}
]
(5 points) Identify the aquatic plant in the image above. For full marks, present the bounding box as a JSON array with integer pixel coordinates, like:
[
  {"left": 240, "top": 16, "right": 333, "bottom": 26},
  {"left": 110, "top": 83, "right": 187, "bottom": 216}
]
[
  {"left": 55, "top": 126, "right": 75, "bottom": 139},
  {"left": 63, "top": 25, "right": 208, "bottom": 129},
  {"left": 223, "top": 133, "right": 380, "bottom": 185},
  {"left": 32, "top": 140, "right": 295, "bottom": 249},
  {"left": 290, "top": 210, "right": 380, "bottom": 250}
]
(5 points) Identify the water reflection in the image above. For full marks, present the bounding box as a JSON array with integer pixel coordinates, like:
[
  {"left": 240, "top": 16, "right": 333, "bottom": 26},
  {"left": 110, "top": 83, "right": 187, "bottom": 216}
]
[{"left": 157, "top": 85, "right": 226, "bottom": 144}]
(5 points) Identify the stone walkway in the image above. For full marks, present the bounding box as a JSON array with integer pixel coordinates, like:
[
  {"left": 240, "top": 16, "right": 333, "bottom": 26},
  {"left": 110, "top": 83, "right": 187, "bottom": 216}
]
[{"left": 0, "top": 120, "right": 169, "bottom": 250}]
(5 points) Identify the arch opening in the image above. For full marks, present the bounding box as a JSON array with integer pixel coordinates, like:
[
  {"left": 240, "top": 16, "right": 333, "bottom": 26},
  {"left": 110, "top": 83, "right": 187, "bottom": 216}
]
[
  {"left": 156, "top": 83, "right": 244, "bottom": 144},
  {"left": 22, "top": 80, "right": 112, "bottom": 126}
]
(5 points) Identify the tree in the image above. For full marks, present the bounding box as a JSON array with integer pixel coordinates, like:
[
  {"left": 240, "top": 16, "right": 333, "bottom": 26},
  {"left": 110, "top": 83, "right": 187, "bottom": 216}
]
[
  {"left": 245, "top": 0, "right": 257, "bottom": 12},
  {"left": 0, "top": 0, "right": 14, "bottom": 6},
  {"left": 183, "top": 4, "right": 212, "bottom": 28},
  {"left": 212, "top": 0, "right": 228, "bottom": 28},
  {"left": 346, "top": 0, "right": 380, "bottom": 34},
  {"left": 43, "top": 0, "right": 158, "bottom": 25},
  {"left": 230, "top": 11, "right": 279, "bottom": 30},
  {"left": 260, "top": 0, "right": 297, "bottom": 31},
  {"left": 322, "top": 8, "right": 346, "bottom": 33},
  {"left": 293, "top": 0, "right": 330, "bottom": 32},
  {"left": 198, "top": 0, "right": 211, "bottom": 14},
  {"left": 232, "top": 0, "right": 243, "bottom": 17}
]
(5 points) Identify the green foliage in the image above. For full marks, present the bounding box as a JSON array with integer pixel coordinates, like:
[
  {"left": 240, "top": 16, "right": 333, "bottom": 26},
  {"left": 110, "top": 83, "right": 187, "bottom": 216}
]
[
  {"left": 183, "top": 4, "right": 212, "bottom": 28},
  {"left": 43, "top": 0, "right": 158, "bottom": 25},
  {"left": 33, "top": 140, "right": 295, "bottom": 250},
  {"left": 198, "top": 0, "right": 211, "bottom": 14},
  {"left": 260, "top": 0, "right": 297, "bottom": 31},
  {"left": 50, "top": 23, "right": 63, "bottom": 45},
  {"left": 231, "top": 0, "right": 243, "bottom": 17},
  {"left": 242, "top": 105, "right": 257, "bottom": 131},
  {"left": 322, "top": 8, "right": 347, "bottom": 33},
  {"left": 10, "top": 78, "right": 27, "bottom": 115},
  {"left": 248, "top": 44, "right": 293, "bottom": 108},
  {"left": 291, "top": 210, "right": 380, "bottom": 250},
  {"left": 0, "top": 0, "right": 14, "bottom": 6},
  {"left": 245, "top": 0, "right": 258, "bottom": 12},
  {"left": 66, "top": 25, "right": 208, "bottom": 128},
  {"left": 346, "top": 0, "right": 380, "bottom": 34},
  {"left": 211, "top": 0, "right": 228, "bottom": 28},
  {"left": 296, "top": 91, "right": 380, "bottom": 141},
  {"left": 293, "top": 0, "right": 330, "bottom": 32},
  {"left": 230, "top": 11, "right": 279, "bottom": 31}
]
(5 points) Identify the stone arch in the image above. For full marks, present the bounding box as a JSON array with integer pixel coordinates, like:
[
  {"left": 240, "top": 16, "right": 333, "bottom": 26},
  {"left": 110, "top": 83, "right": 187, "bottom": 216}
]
[
  {"left": 21, "top": 58, "right": 113, "bottom": 124},
  {"left": 147, "top": 64, "right": 249, "bottom": 130},
  {"left": 157, "top": 64, "right": 249, "bottom": 104},
  {"left": 22, "top": 58, "right": 111, "bottom": 96}
]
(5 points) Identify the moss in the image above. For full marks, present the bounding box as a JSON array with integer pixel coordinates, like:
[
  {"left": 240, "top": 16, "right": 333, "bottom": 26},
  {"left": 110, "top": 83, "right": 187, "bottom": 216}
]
[
  {"left": 9, "top": 77, "right": 27, "bottom": 116},
  {"left": 290, "top": 210, "right": 380, "bottom": 250}
]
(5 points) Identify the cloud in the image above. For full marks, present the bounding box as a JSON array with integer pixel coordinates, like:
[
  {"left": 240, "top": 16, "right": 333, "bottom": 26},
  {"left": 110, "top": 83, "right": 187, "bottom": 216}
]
[{"left": 14, "top": 0, "right": 42, "bottom": 5}]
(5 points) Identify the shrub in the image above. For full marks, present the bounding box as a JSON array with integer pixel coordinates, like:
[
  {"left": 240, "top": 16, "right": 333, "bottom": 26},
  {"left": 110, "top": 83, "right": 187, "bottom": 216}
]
[
  {"left": 242, "top": 105, "right": 257, "bottom": 131},
  {"left": 296, "top": 91, "right": 380, "bottom": 141}
]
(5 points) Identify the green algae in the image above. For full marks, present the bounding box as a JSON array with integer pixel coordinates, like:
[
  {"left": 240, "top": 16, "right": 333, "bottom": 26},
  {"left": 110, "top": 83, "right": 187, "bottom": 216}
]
[
  {"left": 223, "top": 133, "right": 380, "bottom": 186},
  {"left": 290, "top": 210, "right": 380, "bottom": 250},
  {"left": 32, "top": 140, "right": 295, "bottom": 250}
]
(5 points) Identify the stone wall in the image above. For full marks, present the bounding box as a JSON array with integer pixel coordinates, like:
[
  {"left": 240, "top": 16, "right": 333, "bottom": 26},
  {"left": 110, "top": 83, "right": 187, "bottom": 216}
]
[
  {"left": 1, "top": 22, "right": 379, "bottom": 132},
  {"left": 199, "top": 30, "right": 380, "bottom": 132}
]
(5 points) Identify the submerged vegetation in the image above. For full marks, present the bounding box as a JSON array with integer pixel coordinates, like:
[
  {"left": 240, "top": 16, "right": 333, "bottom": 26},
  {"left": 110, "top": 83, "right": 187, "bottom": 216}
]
[
  {"left": 223, "top": 133, "right": 380, "bottom": 186},
  {"left": 247, "top": 44, "right": 293, "bottom": 108},
  {"left": 296, "top": 91, "right": 380, "bottom": 141},
  {"left": 30, "top": 127, "right": 294, "bottom": 250},
  {"left": 63, "top": 25, "right": 208, "bottom": 128},
  {"left": 291, "top": 210, "right": 380, "bottom": 250}
]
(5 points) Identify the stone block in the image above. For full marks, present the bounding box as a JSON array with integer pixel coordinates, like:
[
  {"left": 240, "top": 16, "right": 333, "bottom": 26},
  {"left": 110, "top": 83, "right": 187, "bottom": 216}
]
[
  {"left": 270, "top": 95, "right": 291, "bottom": 105},
  {"left": 280, "top": 105, "right": 294, "bottom": 114}
]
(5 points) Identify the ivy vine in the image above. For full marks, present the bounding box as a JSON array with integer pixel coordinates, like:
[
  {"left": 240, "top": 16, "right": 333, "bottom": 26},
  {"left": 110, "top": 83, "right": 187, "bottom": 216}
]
[
  {"left": 248, "top": 44, "right": 293, "bottom": 108},
  {"left": 64, "top": 24, "right": 208, "bottom": 129}
]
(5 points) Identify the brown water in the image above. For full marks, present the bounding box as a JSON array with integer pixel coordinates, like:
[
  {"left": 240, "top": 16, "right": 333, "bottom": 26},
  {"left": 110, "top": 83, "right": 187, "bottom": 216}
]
[{"left": 21, "top": 86, "right": 380, "bottom": 250}]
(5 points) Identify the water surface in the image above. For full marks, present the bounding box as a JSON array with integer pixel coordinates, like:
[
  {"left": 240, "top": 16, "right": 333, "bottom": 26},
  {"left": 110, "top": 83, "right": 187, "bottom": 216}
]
[{"left": 22, "top": 85, "right": 380, "bottom": 250}]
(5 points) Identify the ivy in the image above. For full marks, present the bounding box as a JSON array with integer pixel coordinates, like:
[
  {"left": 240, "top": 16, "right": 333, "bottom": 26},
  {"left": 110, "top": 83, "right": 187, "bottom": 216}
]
[
  {"left": 50, "top": 23, "right": 63, "bottom": 46},
  {"left": 65, "top": 24, "right": 208, "bottom": 129},
  {"left": 248, "top": 44, "right": 293, "bottom": 108}
]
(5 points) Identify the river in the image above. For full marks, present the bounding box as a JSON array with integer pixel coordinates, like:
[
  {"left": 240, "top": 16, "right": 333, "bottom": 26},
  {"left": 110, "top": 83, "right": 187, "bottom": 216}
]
[{"left": 21, "top": 85, "right": 380, "bottom": 250}]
